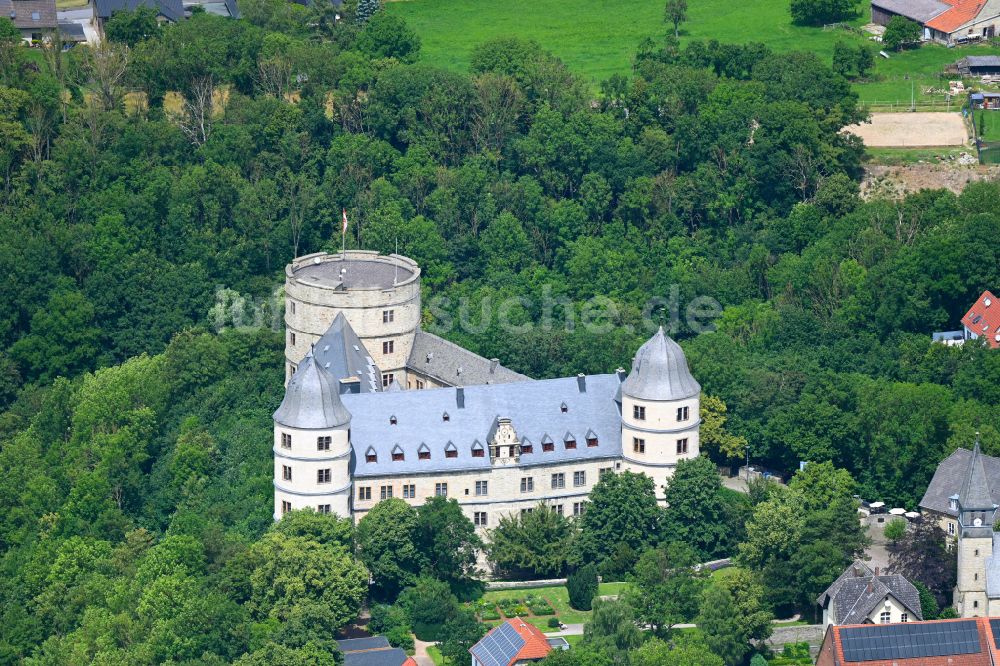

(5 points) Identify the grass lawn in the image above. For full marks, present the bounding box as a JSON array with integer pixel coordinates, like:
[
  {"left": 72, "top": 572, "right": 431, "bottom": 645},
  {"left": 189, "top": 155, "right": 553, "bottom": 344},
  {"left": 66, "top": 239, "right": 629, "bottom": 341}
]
[
  {"left": 476, "top": 582, "right": 629, "bottom": 629},
  {"left": 864, "top": 146, "right": 970, "bottom": 164},
  {"left": 427, "top": 645, "right": 446, "bottom": 665},
  {"left": 388, "top": 0, "right": 1000, "bottom": 103},
  {"left": 975, "top": 108, "right": 1000, "bottom": 141}
]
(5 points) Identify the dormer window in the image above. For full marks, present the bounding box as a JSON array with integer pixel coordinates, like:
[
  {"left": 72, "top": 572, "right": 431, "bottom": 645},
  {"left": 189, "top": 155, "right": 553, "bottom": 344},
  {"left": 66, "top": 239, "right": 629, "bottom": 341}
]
[
  {"left": 391, "top": 445, "right": 404, "bottom": 462},
  {"left": 390, "top": 415, "right": 397, "bottom": 425},
  {"left": 950, "top": 496, "right": 959, "bottom": 511},
  {"left": 445, "top": 442, "right": 458, "bottom": 458},
  {"left": 472, "top": 441, "right": 485, "bottom": 458},
  {"left": 521, "top": 438, "right": 533, "bottom": 455},
  {"left": 564, "top": 434, "right": 576, "bottom": 450},
  {"left": 443, "top": 412, "right": 450, "bottom": 422},
  {"left": 418, "top": 443, "right": 431, "bottom": 460},
  {"left": 587, "top": 437, "right": 598, "bottom": 447},
  {"left": 542, "top": 435, "right": 554, "bottom": 452},
  {"left": 560, "top": 402, "right": 568, "bottom": 413}
]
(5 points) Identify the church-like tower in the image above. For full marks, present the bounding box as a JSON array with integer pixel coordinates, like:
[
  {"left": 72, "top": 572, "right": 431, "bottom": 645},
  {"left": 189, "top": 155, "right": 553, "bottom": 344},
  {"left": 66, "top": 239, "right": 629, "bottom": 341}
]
[
  {"left": 620, "top": 327, "right": 701, "bottom": 499},
  {"left": 955, "top": 441, "right": 996, "bottom": 617},
  {"left": 273, "top": 351, "right": 353, "bottom": 519}
]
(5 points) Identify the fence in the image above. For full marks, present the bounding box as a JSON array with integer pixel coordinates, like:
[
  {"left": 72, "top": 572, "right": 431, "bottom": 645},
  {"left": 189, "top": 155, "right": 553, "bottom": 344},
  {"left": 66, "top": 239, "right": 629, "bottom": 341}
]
[
  {"left": 861, "top": 98, "right": 957, "bottom": 112},
  {"left": 969, "top": 107, "right": 1000, "bottom": 164}
]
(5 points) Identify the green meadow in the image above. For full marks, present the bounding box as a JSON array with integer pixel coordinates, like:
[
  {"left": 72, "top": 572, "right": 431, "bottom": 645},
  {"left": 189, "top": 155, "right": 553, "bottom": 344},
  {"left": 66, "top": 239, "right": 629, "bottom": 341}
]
[{"left": 387, "top": 0, "right": 1000, "bottom": 103}]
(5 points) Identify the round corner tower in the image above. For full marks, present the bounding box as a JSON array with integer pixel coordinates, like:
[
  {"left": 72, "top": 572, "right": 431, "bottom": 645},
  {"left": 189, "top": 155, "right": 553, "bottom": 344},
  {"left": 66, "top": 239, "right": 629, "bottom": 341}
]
[
  {"left": 284, "top": 251, "right": 421, "bottom": 387},
  {"left": 620, "top": 326, "right": 701, "bottom": 499}
]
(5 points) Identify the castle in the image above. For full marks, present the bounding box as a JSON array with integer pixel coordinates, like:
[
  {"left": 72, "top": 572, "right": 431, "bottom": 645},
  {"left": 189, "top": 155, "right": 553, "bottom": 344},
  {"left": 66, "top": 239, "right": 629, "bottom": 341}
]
[{"left": 272, "top": 251, "right": 702, "bottom": 528}]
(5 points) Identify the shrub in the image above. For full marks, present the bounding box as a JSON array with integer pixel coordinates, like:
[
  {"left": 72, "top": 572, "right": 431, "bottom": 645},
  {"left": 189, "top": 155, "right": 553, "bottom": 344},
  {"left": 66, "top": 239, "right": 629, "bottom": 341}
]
[
  {"left": 884, "top": 519, "right": 907, "bottom": 542},
  {"left": 883, "top": 15, "right": 921, "bottom": 50},
  {"left": 397, "top": 577, "right": 460, "bottom": 641},
  {"left": 385, "top": 625, "right": 414, "bottom": 654},
  {"left": 568, "top": 564, "right": 599, "bottom": 611},
  {"left": 547, "top": 617, "right": 562, "bottom": 629}
]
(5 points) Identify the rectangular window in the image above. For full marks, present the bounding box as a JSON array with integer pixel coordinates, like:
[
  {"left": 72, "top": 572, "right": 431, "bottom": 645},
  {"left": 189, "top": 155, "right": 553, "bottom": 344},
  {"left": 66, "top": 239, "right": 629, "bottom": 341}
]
[
  {"left": 317, "top": 469, "right": 331, "bottom": 484},
  {"left": 402, "top": 484, "right": 415, "bottom": 499},
  {"left": 676, "top": 438, "right": 689, "bottom": 455},
  {"left": 281, "top": 432, "right": 292, "bottom": 449},
  {"left": 317, "top": 436, "right": 331, "bottom": 451},
  {"left": 317, "top": 504, "right": 331, "bottom": 514},
  {"left": 587, "top": 437, "right": 598, "bottom": 447},
  {"left": 677, "top": 406, "right": 690, "bottom": 421},
  {"left": 520, "top": 443, "right": 532, "bottom": 454},
  {"left": 949, "top": 522, "right": 956, "bottom": 535},
  {"left": 380, "top": 485, "right": 392, "bottom": 500},
  {"left": 520, "top": 477, "right": 534, "bottom": 493},
  {"left": 475, "top": 480, "right": 488, "bottom": 496},
  {"left": 383, "top": 309, "right": 394, "bottom": 323},
  {"left": 358, "top": 486, "right": 371, "bottom": 500},
  {"left": 290, "top": 302, "right": 296, "bottom": 315},
  {"left": 574, "top": 471, "right": 586, "bottom": 487},
  {"left": 366, "top": 452, "right": 378, "bottom": 463},
  {"left": 383, "top": 340, "right": 394, "bottom": 355},
  {"left": 446, "top": 448, "right": 457, "bottom": 458},
  {"left": 879, "top": 611, "right": 890, "bottom": 624},
  {"left": 392, "top": 451, "right": 404, "bottom": 462},
  {"left": 435, "top": 482, "right": 448, "bottom": 497},
  {"left": 600, "top": 467, "right": 613, "bottom": 479},
  {"left": 290, "top": 332, "right": 296, "bottom": 346},
  {"left": 633, "top": 437, "right": 645, "bottom": 454},
  {"left": 633, "top": 405, "right": 646, "bottom": 420},
  {"left": 382, "top": 373, "right": 394, "bottom": 388},
  {"left": 282, "top": 465, "right": 292, "bottom": 481},
  {"left": 521, "top": 508, "right": 533, "bottom": 516},
  {"left": 416, "top": 379, "right": 424, "bottom": 389},
  {"left": 573, "top": 502, "right": 586, "bottom": 516},
  {"left": 474, "top": 511, "right": 488, "bottom": 527},
  {"left": 281, "top": 500, "right": 291, "bottom": 514},
  {"left": 472, "top": 447, "right": 485, "bottom": 458},
  {"left": 553, "top": 504, "right": 563, "bottom": 515},
  {"left": 418, "top": 450, "right": 431, "bottom": 460},
  {"left": 542, "top": 441, "right": 555, "bottom": 452},
  {"left": 565, "top": 439, "right": 576, "bottom": 450},
  {"left": 551, "top": 473, "right": 565, "bottom": 489}
]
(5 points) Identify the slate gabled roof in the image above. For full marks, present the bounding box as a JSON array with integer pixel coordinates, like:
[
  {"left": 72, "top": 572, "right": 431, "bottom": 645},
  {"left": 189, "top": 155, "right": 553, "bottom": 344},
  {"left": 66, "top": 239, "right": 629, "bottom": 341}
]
[
  {"left": 3, "top": 0, "right": 57, "bottom": 30},
  {"left": 94, "top": 0, "right": 183, "bottom": 21},
  {"left": 920, "top": 447, "right": 1000, "bottom": 517},
  {"left": 407, "top": 330, "right": 529, "bottom": 387},
  {"left": 314, "top": 312, "right": 381, "bottom": 394},
  {"left": 817, "top": 560, "right": 922, "bottom": 625},
  {"left": 870, "top": 0, "right": 950, "bottom": 22},
  {"left": 960, "top": 442, "right": 995, "bottom": 511},
  {"left": 345, "top": 374, "right": 624, "bottom": 478},
  {"left": 336, "top": 636, "right": 417, "bottom": 666}
]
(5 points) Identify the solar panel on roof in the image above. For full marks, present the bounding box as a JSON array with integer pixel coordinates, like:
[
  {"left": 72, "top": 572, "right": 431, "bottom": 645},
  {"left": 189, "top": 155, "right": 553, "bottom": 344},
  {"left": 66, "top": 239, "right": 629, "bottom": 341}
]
[
  {"left": 991, "top": 618, "right": 1000, "bottom": 645},
  {"left": 840, "top": 621, "right": 981, "bottom": 662},
  {"left": 470, "top": 622, "right": 525, "bottom": 666}
]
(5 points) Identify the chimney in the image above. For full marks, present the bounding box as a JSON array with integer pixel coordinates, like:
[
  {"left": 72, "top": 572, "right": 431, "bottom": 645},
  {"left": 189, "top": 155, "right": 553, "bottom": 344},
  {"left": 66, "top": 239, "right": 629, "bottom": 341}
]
[
  {"left": 615, "top": 367, "right": 626, "bottom": 381},
  {"left": 456, "top": 387, "right": 465, "bottom": 409},
  {"left": 875, "top": 567, "right": 879, "bottom": 576},
  {"left": 489, "top": 358, "right": 499, "bottom": 374},
  {"left": 577, "top": 373, "right": 586, "bottom": 392},
  {"left": 867, "top": 581, "right": 873, "bottom": 593},
  {"left": 340, "top": 377, "right": 361, "bottom": 394},
  {"left": 853, "top": 565, "right": 861, "bottom": 577}
]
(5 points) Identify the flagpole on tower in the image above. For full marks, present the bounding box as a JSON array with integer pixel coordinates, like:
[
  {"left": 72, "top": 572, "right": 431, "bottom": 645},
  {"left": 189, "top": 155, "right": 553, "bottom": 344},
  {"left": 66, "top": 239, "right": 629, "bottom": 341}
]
[{"left": 341, "top": 208, "right": 348, "bottom": 258}]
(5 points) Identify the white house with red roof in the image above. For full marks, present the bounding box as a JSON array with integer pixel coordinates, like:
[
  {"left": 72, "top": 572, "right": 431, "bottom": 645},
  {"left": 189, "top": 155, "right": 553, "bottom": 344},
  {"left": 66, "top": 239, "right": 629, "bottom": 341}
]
[
  {"left": 469, "top": 618, "right": 569, "bottom": 666},
  {"left": 962, "top": 290, "right": 1000, "bottom": 349},
  {"left": 872, "top": 0, "right": 1000, "bottom": 43}
]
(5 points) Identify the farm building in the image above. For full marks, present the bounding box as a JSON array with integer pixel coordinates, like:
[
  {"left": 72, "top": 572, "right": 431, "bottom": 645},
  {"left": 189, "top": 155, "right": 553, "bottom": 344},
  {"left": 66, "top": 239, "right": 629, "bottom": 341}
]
[
  {"left": 871, "top": 0, "right": 1000, "bottom": 44},
  {"left": 92, "top": 0, "right": 183, "bottom": 37},
  {"left": 0, "top": 0, "right": 57, "bottom": 42},
  {"left": 958, "top": 55, "right": 1000, "bottom": 75},
  {"left": 971, "top": 91, "right": 1000, "bottom": 108}
]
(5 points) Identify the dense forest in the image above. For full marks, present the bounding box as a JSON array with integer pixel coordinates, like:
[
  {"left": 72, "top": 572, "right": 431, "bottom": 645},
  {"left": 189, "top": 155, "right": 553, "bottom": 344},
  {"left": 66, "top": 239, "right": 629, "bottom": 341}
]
[{"left": 1, "top": 0, "right": 999, "bottom": 661}]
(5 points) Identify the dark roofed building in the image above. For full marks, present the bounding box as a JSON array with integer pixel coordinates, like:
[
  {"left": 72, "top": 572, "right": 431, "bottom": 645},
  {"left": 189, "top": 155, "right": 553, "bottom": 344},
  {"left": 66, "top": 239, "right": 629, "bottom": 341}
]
[
  {"left": 0, "top": 0, "right": 57, "bottom": 41},
  {"left": 817, "top": 560, "right": 922, "bottom": 626},
  {"left": 407, "top": 330, "right": 529, "bottom": 389},
  {"left": 920, "top": 445, "right": 1000, "bottom": 537},
  {"left": 817, "top": 617, "right": 1000, "bottom": 665},
  {"left": 336, "top": 637, "right": 417, "bottom": 666},
  {"left": 92, "top": 0, "right": 183, "bottom": 35},
  {"left": 958, "top": 56, "right": 1000, "bottom": 75},
  {"left": 57, "top": 21, "right": 87, "bottom": 45}
]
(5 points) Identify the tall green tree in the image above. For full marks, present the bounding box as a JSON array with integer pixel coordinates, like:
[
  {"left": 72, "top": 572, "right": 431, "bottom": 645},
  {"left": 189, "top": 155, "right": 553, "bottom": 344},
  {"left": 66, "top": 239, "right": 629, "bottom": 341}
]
[
  {"left": 357, "top": 498, "right": 424, "bottom": 600},
  {"left": 576, "top": 471, "right": 663, "bottom": 566},
  {"left": 415, "top": 496, "right": 482, "bottom": 584},
  {"left": 487, "top": 504, "right": 575, "bottom": 579}
]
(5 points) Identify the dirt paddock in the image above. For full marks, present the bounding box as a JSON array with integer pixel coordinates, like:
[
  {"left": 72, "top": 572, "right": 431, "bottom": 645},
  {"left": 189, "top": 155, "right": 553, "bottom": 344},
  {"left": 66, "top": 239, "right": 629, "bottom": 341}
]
[{"left": 845, "top": 112, "right": 969, "bottom": 147}]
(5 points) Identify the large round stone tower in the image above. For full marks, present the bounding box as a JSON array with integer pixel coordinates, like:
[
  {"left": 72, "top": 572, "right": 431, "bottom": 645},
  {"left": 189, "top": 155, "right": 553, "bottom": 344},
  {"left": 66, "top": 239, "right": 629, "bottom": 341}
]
[
  {"left": 284, "top": 250, "right": 421, "bottom": 388},
  {"left": 273, "top": 351, "right": 353, "bottom": 519},
  {"left": 620, "top": 327, "right": 701, "bottom": 498}
]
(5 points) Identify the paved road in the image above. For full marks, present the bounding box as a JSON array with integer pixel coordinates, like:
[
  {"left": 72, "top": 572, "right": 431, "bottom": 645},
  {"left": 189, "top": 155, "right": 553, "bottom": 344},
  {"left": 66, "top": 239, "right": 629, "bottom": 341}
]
[{"left": 411, "top": 637, "right": 435, "bottom": 666}]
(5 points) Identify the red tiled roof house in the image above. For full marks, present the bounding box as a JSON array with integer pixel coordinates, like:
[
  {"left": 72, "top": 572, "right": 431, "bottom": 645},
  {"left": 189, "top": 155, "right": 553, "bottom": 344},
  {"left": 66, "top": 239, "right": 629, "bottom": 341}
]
[
  {"left": 871, "top": 0, "right": 1000, "bottom": 44},
  {"left": 818, "top": 617, "right": 1000, "bottom": 665},
  {"left": 962, "top": 290, "right": 1000, "bottom": 349},
  {"left": 470, "top": 618, "right": 568, "bottom": 666}
]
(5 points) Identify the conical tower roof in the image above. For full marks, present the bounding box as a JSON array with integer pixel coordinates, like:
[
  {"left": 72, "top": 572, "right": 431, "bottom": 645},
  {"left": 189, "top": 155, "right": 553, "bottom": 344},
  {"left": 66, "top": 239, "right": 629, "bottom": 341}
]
[
  {"left": 959, "top": 440, "right": 995, "bottom": 511},
  {"left": 273, "top": 350, "right": 351, "bottom": 429},
  {"left": 622, "top": 327, "right": 700, "bottom": 401}
]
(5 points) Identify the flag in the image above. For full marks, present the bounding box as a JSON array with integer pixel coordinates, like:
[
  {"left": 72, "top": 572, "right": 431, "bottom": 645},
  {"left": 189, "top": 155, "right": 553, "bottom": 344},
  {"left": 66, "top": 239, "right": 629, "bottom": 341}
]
[{"left": 341, "top": 208, "right": 348, "bottom": 234}]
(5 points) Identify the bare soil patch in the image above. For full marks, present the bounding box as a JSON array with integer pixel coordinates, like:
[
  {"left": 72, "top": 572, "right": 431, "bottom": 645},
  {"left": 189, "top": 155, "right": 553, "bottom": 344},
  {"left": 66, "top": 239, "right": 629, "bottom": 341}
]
[
  {"left": 846, "top": 112, "right": 970, "bottom": 148},
  {"left": 861, "top": 162, "right": 1000, "bottom": 198}
]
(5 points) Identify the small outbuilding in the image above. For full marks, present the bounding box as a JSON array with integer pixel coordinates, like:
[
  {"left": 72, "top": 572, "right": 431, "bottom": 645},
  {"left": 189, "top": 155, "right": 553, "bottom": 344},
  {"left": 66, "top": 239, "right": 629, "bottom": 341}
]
[{"left": 958, "top": 56, "right": 1000, "bottom": 76}]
